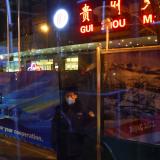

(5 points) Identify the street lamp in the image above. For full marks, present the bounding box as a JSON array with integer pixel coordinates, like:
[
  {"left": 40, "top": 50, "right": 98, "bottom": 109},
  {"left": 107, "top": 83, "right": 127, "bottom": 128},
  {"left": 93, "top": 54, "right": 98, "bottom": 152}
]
[
  {"left": 53, "top": 9, "right": 69, "bottom": 29},
  {"left": 39, "top": 23, "right": 49, "bottom": 48},
  {"left": 52, "top": 7, "right": 69, "bottom": 63},
  {"left": 53, "top": 8, "right": 69, "bottom": 54},
  {"left": 52, "top": 8, "right": 69, "bottom": 110},
  {"left": 40, "top": 23, "right": 50, "bottom": 33}
]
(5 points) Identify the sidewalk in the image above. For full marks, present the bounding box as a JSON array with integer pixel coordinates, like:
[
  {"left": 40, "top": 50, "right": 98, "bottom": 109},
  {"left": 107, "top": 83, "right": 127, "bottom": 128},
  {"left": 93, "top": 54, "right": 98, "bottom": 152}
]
[
  {"left": 0, "top": 157, "right": 8, "bottom": 160},
  {"left": 0, "top": 135, "right": 56, "bottom": 160}
]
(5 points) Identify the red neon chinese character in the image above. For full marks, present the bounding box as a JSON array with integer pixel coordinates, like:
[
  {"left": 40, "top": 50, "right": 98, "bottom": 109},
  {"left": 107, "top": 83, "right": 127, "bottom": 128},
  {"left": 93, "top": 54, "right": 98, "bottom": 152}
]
[
  {"left": 110, "top": 0, "right": 121, "bottom": 15},
  {"left": 80, "top": 4, "right": 92, "bottom": 22},
  {"left": 141, "top": 0, "right": 151, "bottom": 11}
]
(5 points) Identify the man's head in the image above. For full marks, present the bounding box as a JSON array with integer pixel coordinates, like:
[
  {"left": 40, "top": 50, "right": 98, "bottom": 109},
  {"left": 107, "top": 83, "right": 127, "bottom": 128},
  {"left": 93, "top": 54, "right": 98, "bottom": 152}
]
[{"left": 65, "top": 91, "right": 78, "bottom": 105}]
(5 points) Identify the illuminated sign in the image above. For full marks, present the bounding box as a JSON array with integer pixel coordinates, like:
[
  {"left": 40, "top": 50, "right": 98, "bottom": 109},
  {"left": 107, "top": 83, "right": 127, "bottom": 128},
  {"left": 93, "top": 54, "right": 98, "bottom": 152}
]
[
  {"left": 141, "top": 0, "right": 157, "bottom": 25},
  {"left": 141, "top": 0, "right": 151, "bottom": 11},
  {"left": 65, "top": 57, "right": 78, "bottom": 70},
  {"left": 80, "top": 0, "right": 157, "bottom": 33},
  {"left": 110, "top": 0, "right": 121, "bottom": 15},
  {"left": 27, "top": 63, "right": 41, "bottom": 71},
  {"left": 111, "top": 18, "right": 126, "bottom": 29},
  {"left": 102, "top": 0, "right": 126, "bottom": 30},
  {"left": 80, "top": 24, "right": 94, "bottom": 33},
  {"left": 53, "top": 9, "right": 69, "bottom": 29},
  {"left": 80, "top": 4, "right": 92, "bottom": 22},
  {"left": 106, "top": 0, "right": 156, "bottom": 29},
  {"left": 143, "top": 14, "right": 155, "bottom": 24},
  {"left": 80, "top": 3, "right": 94, "bottom": 34},
  {"left": 141, "top": 0, "right": 156, "bottom": 25}
]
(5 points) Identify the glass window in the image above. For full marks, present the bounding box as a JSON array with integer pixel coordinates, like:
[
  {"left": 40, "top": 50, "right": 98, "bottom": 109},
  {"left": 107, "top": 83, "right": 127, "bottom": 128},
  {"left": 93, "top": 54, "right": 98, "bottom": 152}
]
[{"left": 0, "top": 0, "right": 160, "bottom": 160}]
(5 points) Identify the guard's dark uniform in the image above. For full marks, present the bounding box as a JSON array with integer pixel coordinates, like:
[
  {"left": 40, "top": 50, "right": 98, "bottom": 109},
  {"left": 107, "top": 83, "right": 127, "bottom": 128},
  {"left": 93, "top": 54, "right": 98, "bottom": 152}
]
[{"left": 52, "top": 100, "right": 85, "bottom": 160}]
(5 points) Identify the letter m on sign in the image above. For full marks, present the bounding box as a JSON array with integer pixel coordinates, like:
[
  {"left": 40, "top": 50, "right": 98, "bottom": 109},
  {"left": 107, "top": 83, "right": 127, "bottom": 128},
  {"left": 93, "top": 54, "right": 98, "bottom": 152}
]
[{"left": 143, "top": 14, "right": 153, "bottom": 24}]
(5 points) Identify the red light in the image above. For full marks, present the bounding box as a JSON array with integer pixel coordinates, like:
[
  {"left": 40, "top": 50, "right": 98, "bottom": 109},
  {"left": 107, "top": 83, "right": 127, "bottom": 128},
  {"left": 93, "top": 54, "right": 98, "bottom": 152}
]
[
  {"left": 79, "top": 3, "right": 94, "bottom": 34},
  {"left": 110, "top": 0, "right": 121, "bottom": 15},
  {"left": 112, "top": 20, "right": 119, "bottom": 29},
  {"left": 80, "top": 24, "right": 94, "bottom": 33},
  {"left": 111, "top": 18, "right": 126, "bottom": 29},
  {"left": 141, "top": 0, "right": 151, "bottom": 11},
  {"left": 80, "top": 4, "right": 92, "bottom": 22},
  {"left": 143, "top": 14, "right": 154, "bottom": 24}
]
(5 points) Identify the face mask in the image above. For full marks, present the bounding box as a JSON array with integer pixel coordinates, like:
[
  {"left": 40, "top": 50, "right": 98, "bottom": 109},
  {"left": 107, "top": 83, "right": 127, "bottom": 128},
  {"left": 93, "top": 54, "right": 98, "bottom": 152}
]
[{"left": 66, "top": 97, "right": 75, "bottom": 105}]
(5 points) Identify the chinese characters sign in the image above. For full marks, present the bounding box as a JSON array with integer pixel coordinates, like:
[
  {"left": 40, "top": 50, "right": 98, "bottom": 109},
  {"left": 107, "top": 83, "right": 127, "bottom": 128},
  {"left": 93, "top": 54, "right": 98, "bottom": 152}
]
[
  {"left": 79, "top": 3, "right": 94, "bottom": 34},
  {"left": 109, "top": 0, "right": 126, "bottom": 29},
  {"left": 80, "top": 4, "right": 92, "bottom": 22},
  {"left": 103, "top": 0, "right": 156, "bottom": 30},
  {"left": 78, "top": 0, "right": 157, "bottom": 33},
  {"left": 110, "top": 0, "right": 121, "bottom": 15},
  {"left": 141, "top": 0, "right": 151, "bottom": 11},
  {"left": 141, "top": 0, "right": 155, "bottom": 24}
]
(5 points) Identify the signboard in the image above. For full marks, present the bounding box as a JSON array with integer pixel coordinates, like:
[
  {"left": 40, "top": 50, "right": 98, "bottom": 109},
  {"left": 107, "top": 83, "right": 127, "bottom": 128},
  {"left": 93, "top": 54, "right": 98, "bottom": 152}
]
[
  {"left": 0, "top": 71, "right": 60, "bottom": 148},
  {"left": 102, "top": 0, "right": 158, "bottom": 30},
  {"left": 27, "top": 62, "right": 42, "bottom": 71},
  {"left": 79, "top": 3, "right": 94, "bottom": 34},
  {"left": 77, "top": 0, "right": 159, "bottom": 36},
  {"left": 110, "top": 0, "right": 121, "bottom": 15},
  {"left": 109, "top": 0, "right": 127, "bottom": 29},
  {"left": 102, "top": 49, "right": 160, "bottom": 145},
  {"left": 109, "top": 0, "right": 154, "bottom": 29},
  {"left": 141, "top": 0, "right": 151, "bottom": 11}
]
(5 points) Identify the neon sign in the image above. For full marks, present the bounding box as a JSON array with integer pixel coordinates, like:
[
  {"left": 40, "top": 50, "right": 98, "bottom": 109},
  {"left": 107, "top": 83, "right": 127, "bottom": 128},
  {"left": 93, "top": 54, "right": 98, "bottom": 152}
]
[
  {"left": 80, "top": 4, "right": 92, "bottom": 22},
  {"left": 141, "top": 0, "right": 156, "bottom": 25},
  {"left": 27, "top": 63, "right": 41, "bottom": 71},
  {"left": 80, "top": 3, "right": 94, "bottom": 34},
  {"left": 109, "top": 0, "right": 126, "bottom": 29},
  {"left": 143, "top": 14, "right": 155, "bottom": 24},
  {"left": 108, "top": 0, "right": 156, "bottom": 29},
  {"left": 78, "top": 0, "right": 158, "bottom": 33},
  {"left": 80, "top": 24, "right": 94, "bottom": 33},
  {"left": 110, "top": 0, "right": 121, "bottom": 15},
  {"left": 141, "top": 0, "right": 151, "bottom": 11},
  {"left": 111, "top": 18, "right": 126, "bottom": 29}
]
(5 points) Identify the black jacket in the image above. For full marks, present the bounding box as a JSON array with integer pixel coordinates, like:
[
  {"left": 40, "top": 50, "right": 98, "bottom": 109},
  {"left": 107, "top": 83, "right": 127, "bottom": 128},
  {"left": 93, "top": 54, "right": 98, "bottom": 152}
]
[{"left": 52, "top": 100, "right": 85, "bottom": 158}]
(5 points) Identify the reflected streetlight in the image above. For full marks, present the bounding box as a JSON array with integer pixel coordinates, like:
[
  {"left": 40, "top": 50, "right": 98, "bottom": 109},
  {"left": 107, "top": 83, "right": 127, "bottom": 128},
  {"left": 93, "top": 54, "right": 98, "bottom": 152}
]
[{"left": 52, "top": 8, "right": 69, "bottom": 110}]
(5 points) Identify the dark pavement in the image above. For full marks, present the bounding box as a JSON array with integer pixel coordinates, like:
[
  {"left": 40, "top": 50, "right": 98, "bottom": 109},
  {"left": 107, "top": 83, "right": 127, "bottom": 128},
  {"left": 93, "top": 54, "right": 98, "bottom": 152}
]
[{"left": 0, "top": 135, "right": 56, "bottom": 160}]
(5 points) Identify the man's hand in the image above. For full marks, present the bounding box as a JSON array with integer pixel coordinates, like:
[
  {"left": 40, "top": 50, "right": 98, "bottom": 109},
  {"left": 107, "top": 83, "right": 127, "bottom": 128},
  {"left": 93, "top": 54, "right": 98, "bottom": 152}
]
[{"left": 88, "top": 111, "right": 95, "bottom": 118}]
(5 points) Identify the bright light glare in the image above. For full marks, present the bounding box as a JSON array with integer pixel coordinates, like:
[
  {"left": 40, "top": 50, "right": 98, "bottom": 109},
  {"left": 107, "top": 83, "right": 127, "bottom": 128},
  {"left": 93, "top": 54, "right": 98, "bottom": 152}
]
[
  {"left": 40, "top": 24, "right": 49, "bottom": 33},
  {"left": 0, "top": 55, "right": 4, "bottom": 60},
  {"left": 53, "top": 9, "right": 69, "bottom": 29}
]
